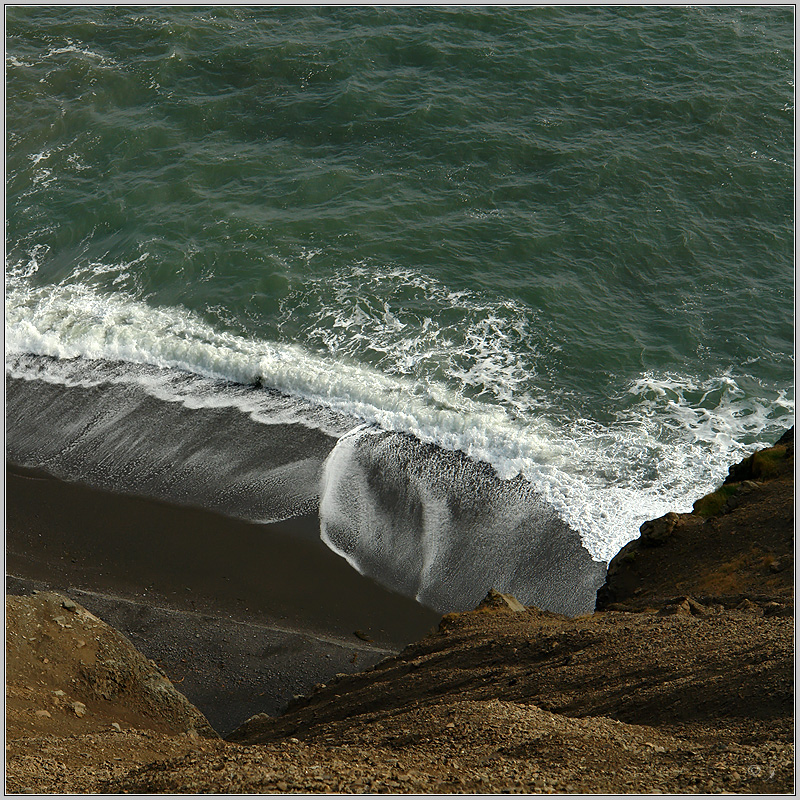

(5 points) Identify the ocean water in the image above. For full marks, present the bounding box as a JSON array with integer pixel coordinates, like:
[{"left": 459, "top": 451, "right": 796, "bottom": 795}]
[{"left": 6, "top": 6, "right": 794, "bottom": 614}]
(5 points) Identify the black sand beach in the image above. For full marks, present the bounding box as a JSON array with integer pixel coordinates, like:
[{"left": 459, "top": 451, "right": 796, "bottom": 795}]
[
  {"left": 4, "top": 367, "right": 603, "bottom": 733},
  {"left": 6, "top": 463, "right": 439, "bottom": 734}
]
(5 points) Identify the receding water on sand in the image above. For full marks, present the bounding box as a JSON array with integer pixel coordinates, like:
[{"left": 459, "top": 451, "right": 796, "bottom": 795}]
[{"left": 7, "top": 357, "right": 607, "bottom": 616}]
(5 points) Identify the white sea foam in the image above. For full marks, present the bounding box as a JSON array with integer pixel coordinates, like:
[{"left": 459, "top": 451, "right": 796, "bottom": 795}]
[
  {"left": 43, "top": 41, "right": 116, "bottom": 69},
  {"left": 5, "top": 273, "right": 793, "bottom": 562},
  {"left": 279, "top": 262, "right": 552, "bottom": 415}
]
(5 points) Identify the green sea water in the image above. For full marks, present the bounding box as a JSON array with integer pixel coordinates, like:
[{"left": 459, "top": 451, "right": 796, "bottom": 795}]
[{"left": 6, "top": 6, "right": 795, "bottom": 570}]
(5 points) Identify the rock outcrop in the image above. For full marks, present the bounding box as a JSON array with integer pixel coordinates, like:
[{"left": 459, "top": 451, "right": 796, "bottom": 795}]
[
  {"left": 6, "top": 592, "right": 217, "bottom": 742},
  {"left": 596, "top": 429, "right": 794, "bottom": 612},
  {"left": 474, "top": 587, "right": 529, "bottom": 612}
]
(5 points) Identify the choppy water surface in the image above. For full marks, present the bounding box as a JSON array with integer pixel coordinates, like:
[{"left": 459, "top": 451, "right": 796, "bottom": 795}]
[{"left": 6, "top": 6, "right": 794, "bottom": 612}]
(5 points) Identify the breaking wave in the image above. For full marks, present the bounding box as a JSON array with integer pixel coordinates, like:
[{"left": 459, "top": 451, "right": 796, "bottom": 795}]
[{"left": 6, "top": 274, "right": 793, "bottom": 563}]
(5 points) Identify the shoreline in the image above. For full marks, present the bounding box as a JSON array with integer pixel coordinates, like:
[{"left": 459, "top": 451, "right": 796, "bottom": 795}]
[
  {"left": 5, "top": 462, "right": 440, "bottom": 732},
  {"left": 6, "top": 366, "right": 610, "bottom": 616}
]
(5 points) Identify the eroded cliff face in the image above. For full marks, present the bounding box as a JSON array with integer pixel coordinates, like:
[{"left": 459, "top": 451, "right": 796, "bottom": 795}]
[{"left": 596, "top": 428, "right": 794, "bottom": 613}]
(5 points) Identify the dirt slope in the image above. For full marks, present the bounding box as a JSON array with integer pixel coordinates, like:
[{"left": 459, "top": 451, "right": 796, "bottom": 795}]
[
  {"left": 116, "top": 598, "right": 792, "bottom": 794},
  {"left": 5, "top": 591, "right": 216, "bottom": 793}
]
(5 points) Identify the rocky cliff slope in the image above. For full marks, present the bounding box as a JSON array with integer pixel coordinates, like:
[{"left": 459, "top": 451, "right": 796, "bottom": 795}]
[
  {"left": 6, "top": 431, "right": 794, "bottom": 794},
  {"left": 597, "top": 428, "right": 793, "bottom": 612},
  {"left": 5, "top": 591, "right": 216, "bottom": 793}
]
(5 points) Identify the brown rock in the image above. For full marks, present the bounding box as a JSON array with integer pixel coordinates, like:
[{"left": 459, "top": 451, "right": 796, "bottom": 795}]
[
  {"left": 725, "top": 428, "right": 793, "bottom": 484},
  {"left": 658, "top": 599, "right": 691, "bottom": 616},
  {"left": 735, "top": 598, "right": 762, "bottom": 615},
  {"left": 639, "top": 512, "right": 680, "bottom": 547},
  {"left": 476, "top": 589, "right": 528, "bottom": 613},
  {"left": 658, "top": 597, "right": 706, "bottom": 617},
  {"left": 71, "top": 701, "right": 87, "bottom": 718},
  {"left": 763, "top": 602, "right": 793, "bottom": 619}
]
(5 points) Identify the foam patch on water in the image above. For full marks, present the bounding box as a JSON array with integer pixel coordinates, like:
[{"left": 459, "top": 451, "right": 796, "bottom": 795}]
[
  {"left": 38, "top": 40, "right": 118, "bottom": 69},
  {"left": 6, "top": 274, "right": 793, "bottom": 562},
  {"left": 279, "top": 261, "right": 557, "bottom": 415}
]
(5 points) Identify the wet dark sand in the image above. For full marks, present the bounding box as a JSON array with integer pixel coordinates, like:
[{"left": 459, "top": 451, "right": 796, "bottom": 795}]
[{"left": 6, "top": 463, "right": 440, "bottom": 734}]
